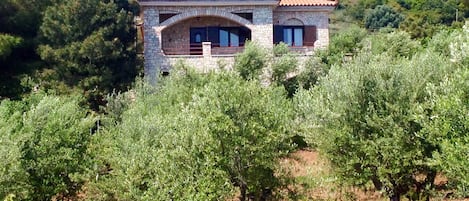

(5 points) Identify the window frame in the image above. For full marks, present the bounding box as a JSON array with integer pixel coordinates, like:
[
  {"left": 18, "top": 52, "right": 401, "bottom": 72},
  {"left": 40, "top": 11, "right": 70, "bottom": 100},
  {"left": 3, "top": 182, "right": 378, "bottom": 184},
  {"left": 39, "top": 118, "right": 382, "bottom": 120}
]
[
  {"left": 274, "top": 25, "right": 317, "bottom": 47},
  {"left": 282, "top": 26, "right": 304, "bottom": 47}
]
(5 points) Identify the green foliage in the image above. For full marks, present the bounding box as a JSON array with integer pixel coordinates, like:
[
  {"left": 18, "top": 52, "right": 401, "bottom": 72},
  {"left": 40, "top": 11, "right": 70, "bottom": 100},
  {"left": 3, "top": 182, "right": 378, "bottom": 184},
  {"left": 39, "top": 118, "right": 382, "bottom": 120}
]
[
  {"left": 343, "top": 0, "right": 468, "bottom": 38},
  {"left": 20, "top": 95, "right": 95, "bottom": 200},
  {"left": 295, "top": 49, "right": 454, "bottom": 200},
  {"left": 326, "top": 25, "right": 368, "bottom": 65},
  {"left": 0, "top": 34, "right": 22, "bottom": 60},
  {"left": 234, "top": 41, "right": 267, "bottom": 80},
  {"left": 0, "top": 94, "right": 95, "bottom": 200},
  {"left": 0, "top": 100, "right": 30, "bottom": 200},
  {"left": 271, "top": 43, "right": 298, "bottom": 94},
  {"left": 420, "top": 23, "right": 469, "bottom": 197},
  {"left": 189, "top": 73, "right": 295, "bottom": 200},
  {"left": 365, "top": 5, "right": 404, "bottom": 30},
  {"left": 297, "top": 55, "right": 330, "bottom": 90},
  {"left": 0, "top": 0, "right": 55, "bottom": 99},
  {"left": 91, "top": 71, "right": 295, "bottom": 200},
  {"left": 38, "top": 0, "right": 139, "bottom": 109},
  {"left": 449, "top": 21, "right": 469, "bottom": 65},
  {"left": 361, "top": 30, "right": 420, "bottom": 58},
  {"left": 423, "top": 69, "right": 469, "bottom": 197}
]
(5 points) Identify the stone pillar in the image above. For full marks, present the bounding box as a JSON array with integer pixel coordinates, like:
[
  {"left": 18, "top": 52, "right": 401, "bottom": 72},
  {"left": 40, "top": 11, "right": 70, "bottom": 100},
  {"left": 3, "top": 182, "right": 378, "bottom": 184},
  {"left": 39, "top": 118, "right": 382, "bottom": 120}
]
[
  {"left": 315, "top": 12, "right": 330, "bottom": 50},
  {"left": 143, "top": 7, "right": 160, "bottom": 85},
  {"left": 251, "top": 7, "right": 274, "bottom": 49},
  {"left": 202, "top": 42, "right": 212, "bottom": 58}
]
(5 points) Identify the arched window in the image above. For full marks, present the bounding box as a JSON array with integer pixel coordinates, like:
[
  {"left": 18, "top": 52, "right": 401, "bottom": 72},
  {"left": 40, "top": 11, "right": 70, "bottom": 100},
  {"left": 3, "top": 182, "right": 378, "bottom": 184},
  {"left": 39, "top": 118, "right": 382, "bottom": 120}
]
[
  {"left": 195, "top": 33, "right": 202, "bottom": 43},
  {"left": 284, "top": 18, "right": 304, "bottom": 26}
]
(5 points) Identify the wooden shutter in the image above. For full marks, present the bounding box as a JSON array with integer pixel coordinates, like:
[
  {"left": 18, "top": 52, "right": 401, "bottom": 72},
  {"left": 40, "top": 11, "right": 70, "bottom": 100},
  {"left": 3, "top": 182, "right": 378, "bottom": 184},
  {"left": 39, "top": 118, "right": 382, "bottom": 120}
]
[
  {"left": 273, "top": 25, "right": 283, "bottom": 44},
  {"left": 304, "top": 26, "right": 317, "bottom": 47}
]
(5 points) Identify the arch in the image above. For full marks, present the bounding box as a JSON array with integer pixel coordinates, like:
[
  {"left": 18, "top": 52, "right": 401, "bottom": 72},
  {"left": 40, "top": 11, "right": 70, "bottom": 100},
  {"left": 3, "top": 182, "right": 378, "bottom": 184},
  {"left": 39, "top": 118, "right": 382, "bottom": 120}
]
[
  {"left": 284, "top": 18, "right": 304, "bottom": 26},
  {"left": 159, "top": 9, "right": 253, "bottom": 31}
]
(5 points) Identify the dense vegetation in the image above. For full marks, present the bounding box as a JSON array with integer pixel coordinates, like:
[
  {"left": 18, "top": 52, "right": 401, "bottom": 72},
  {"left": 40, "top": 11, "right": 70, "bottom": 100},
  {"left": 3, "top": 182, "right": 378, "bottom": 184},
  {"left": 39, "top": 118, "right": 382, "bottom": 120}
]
[{"left": 1, "top": 0, "right": 469, "bottom": 200}]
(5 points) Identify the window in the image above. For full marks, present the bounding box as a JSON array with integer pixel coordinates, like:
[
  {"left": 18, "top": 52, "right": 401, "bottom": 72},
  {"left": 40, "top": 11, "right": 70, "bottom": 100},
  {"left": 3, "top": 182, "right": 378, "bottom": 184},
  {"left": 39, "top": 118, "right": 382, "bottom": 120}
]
[
  {"left": 233, "top": 12, "right": 253, "bottom": 22},
  {"left": 220, "top": 28, "right": 241, "bottom": 47},
  {"left": 191, "top": 26, "right": 250, "bottom": 48},
  {"left": 159, "top": 13, "right": 179, "bottom": 23},
  {"left": 195, "top": 33, "right": 202, "bottom": 43},
  {"left": 281, "top": 26, "right": 303, "bottom": 46},
  {"left": 274, "top": 25, "right": 317, "bottom": 47}
]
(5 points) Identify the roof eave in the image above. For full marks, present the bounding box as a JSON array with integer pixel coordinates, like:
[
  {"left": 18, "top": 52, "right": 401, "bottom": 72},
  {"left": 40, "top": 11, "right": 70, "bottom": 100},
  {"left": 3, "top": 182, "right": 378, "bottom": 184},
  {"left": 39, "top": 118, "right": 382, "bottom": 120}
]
[
  {"left": 275, "top": 5, "right": 336, "bottom": 12},
  {"left": 139, "top": 0, "right": 279, "bottom": 6}
]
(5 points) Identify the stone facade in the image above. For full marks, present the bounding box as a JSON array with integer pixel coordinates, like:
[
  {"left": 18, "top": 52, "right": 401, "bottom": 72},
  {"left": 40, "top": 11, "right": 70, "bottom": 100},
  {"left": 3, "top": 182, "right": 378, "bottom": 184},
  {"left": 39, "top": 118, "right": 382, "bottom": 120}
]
[
  {"left": 273, "top": 9, "right": 332, "bottom": 49},
  {"left": 140, "top": 1, "right": 336, "bottom": 81}
]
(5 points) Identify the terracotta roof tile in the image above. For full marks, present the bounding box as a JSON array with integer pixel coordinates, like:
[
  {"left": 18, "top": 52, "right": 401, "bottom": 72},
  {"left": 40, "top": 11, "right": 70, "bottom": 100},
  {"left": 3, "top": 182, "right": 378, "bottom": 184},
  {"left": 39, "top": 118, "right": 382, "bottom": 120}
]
[{"left": 279, "top": 0, "right": 338, "bottom": 6}]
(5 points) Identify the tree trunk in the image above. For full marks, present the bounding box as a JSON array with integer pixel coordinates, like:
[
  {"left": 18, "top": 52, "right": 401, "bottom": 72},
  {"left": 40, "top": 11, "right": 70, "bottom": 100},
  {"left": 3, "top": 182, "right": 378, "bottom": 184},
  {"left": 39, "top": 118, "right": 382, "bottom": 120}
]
[
  {"left": 389, "top": 194, "right": 400, "bottom": 201},
  {"left": 240, "top": 183, "right": 247, "bottom": 201}
]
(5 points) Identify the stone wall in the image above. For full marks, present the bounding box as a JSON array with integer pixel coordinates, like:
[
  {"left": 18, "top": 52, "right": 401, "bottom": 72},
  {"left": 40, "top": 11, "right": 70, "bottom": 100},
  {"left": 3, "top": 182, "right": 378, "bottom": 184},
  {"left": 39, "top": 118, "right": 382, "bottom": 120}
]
[
  {"left": 168, "top": 56, "right": 236, "bottom": 73},
  {"left": 143, "top": 7, "right": 160, "bottom": 84},
  {"left": 273, "top": 10, "right": 331, "bottom": 49},
  {"left": 142, "top": 4, "right": 333, "bottom": 82},
  {"left": 251, "top": 6, "right": 274, "bottom": 48}
]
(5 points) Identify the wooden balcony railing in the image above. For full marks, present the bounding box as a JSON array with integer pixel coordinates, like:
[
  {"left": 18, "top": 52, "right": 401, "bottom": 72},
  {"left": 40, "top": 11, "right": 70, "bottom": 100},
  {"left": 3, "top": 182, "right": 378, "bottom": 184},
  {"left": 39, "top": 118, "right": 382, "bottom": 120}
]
[{"left": 162, "top": 43, "right": 245, "bottom": 56}]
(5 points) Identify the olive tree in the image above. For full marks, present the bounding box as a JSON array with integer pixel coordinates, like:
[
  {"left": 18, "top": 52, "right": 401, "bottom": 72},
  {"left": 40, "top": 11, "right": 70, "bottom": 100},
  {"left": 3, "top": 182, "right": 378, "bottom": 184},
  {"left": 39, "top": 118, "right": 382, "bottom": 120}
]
[
  {"left": 0, "top": 100, "right": 29, "bottom": 200},
  {"left": 234, "top": 41, "right": 267, "bottom": 81},
  {"left": 91, "top": 70, "right": 295, "bottom": 200},
  {"left": 295, "top": 50, "right": 453, "bottom": 201},
  {"left": 0, "top": 94, "right": 95, "bottom": 200},
  {"left": 420, "top": 23, "right": 469, "bottom": 197}
]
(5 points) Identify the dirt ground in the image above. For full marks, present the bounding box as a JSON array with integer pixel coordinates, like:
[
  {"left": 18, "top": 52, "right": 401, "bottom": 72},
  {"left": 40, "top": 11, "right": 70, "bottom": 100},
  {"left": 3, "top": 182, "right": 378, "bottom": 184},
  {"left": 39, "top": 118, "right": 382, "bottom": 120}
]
[{"left": 280, "top": 149, "right": 469, "bottom": 201}]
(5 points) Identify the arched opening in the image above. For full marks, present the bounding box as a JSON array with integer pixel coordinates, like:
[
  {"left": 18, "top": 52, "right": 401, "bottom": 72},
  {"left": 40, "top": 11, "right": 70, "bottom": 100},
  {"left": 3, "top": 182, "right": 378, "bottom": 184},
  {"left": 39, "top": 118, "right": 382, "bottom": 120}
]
[
  {"left": 284, "top": 18, "right": 304, "bottom": 26},
  {"left": 161, "top": 16, "right": 251, "bottom": 55}
]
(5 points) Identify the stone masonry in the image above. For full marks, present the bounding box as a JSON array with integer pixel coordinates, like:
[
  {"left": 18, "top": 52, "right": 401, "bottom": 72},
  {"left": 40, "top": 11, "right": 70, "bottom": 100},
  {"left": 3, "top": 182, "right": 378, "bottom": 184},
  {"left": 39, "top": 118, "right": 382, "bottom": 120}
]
[{"left": 140, "top": 1, "right": 336, "bottom": 82}]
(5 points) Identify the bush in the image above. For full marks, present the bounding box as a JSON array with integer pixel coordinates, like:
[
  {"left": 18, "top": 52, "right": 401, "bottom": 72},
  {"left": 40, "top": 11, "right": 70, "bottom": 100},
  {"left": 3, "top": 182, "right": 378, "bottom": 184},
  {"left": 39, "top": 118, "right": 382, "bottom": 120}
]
[
  {"left": 90, "top": 71, "right": 295, "bottom": 200},
  {"left": 20, "top": 95, "right": 95, "bottom": 200},
  {"left": 234, "top": 41, "right": 267, "bottom": 80},
  {"left": 0, "top": 95, "right": 95, "bottom": 200},
  {"left": 361, "top": 30, "right": 420, "bottom": 58},
  {"left": 295, "top": 49, "right": 453, "bottom": 200},
  {"left": 0, "top": 100, "right": 30, "bottom": 200},
  {"left": 365, "top": 5, "right": 404, "bottom": 30},
  {"left": 424, "top": 69, "right": 469, "bottom": 197}
]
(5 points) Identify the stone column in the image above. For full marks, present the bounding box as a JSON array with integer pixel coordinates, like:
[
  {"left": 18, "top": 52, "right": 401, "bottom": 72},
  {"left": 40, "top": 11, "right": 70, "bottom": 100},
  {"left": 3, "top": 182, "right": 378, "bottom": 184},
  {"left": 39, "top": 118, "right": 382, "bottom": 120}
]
[
  {"left": 251, "top": 6, "right": 274, "bottom": 49},
  {"left": 143, "top": 7, "right": 160, "bottom": 85},
  {"left": 202, "top": 42, "right": 212, "bottom": 58},
  {"left": 315, "top": 12, "right": 330, "bottom": 50}
]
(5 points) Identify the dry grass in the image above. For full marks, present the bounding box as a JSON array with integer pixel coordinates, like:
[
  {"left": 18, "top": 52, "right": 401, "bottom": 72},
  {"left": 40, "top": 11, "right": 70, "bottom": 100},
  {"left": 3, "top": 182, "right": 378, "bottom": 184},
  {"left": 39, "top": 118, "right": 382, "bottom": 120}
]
[
  {"left": 280, "top": 149, "right": 469, "bottom": 201},
  {"left": 279, "top": 149, "right": 384, "bottom": 201}
]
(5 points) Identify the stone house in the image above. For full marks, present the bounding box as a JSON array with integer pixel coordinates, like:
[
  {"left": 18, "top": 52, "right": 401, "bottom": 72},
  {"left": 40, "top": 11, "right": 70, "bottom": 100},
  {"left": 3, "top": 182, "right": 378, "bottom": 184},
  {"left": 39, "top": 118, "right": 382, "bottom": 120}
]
[{"left": 140, "top": 0, "right": 338, "bottom": 83}]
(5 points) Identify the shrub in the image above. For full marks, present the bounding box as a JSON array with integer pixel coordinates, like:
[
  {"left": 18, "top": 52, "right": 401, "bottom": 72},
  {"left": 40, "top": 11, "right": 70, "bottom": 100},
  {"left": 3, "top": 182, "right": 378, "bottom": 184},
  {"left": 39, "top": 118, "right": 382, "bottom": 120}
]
[
  {"left": 364, "top": 5, "right": 404, "bottom": 30},
  {"left": 234, "top": 41, "right": 267, "bottom": 80},
  {"left": 0, "top": 95, "right": 95, "bottom": 200},
  {"left": 295, "top": 50, "right": 453, "bottom": 200},
  {"left": 90, "top": 71, "right": 295, "bottom": 200},
  {"left": 20, "top": 95, "right": 95, "bottom": 200}
]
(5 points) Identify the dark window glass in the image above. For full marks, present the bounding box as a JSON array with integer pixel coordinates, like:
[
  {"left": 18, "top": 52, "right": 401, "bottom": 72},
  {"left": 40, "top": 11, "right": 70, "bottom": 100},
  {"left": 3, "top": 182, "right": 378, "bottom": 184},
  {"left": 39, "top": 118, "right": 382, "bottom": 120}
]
[
  {"left": 220, "top": 29, "right": 229, "bottom": 47},
  {"left": 195, "top": 33, "right": 202, "bottom": 43},
  {"left": 159, "top": 13, "right": 178, "bottom": 23},
  {"left": 275, "top": 26, "right": 305, "bottom": 46},
  {"left": 233, "top": 12, "right": 253, "bottom": 22},
  {"left": 219, "top": 27, "right": 244, "bottom": 47}
]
